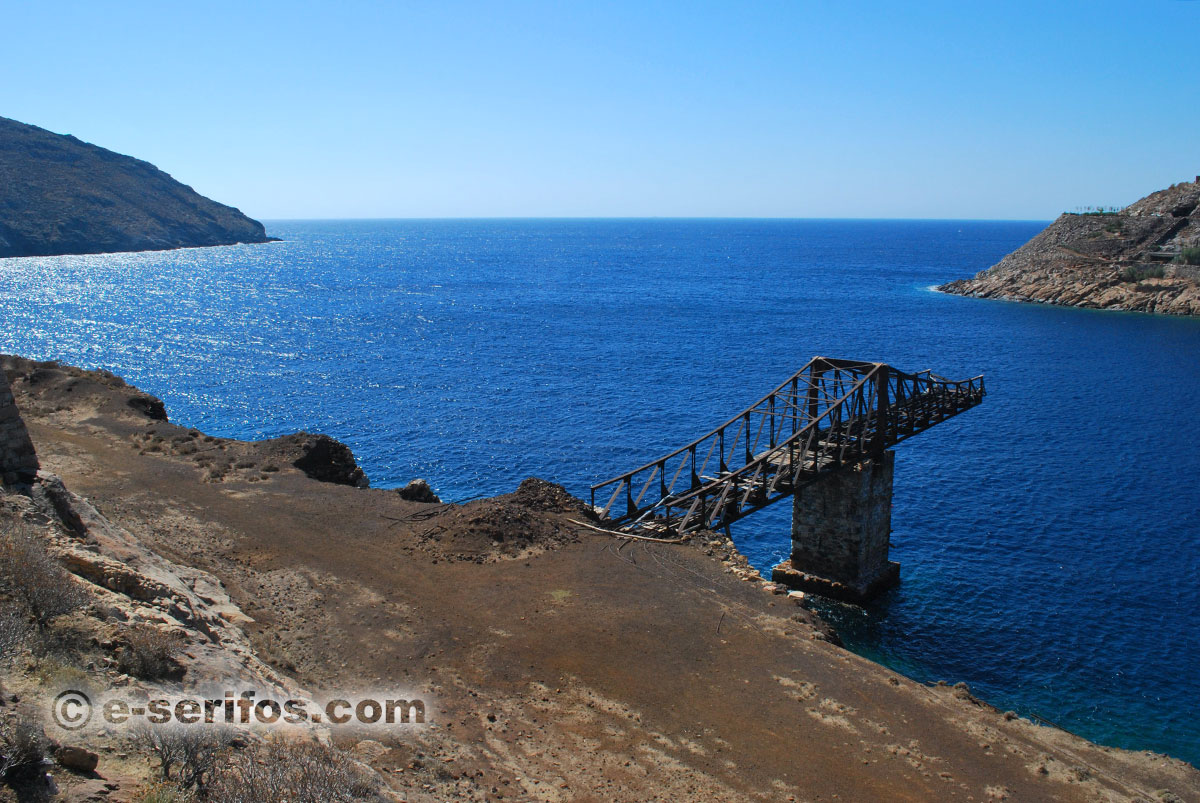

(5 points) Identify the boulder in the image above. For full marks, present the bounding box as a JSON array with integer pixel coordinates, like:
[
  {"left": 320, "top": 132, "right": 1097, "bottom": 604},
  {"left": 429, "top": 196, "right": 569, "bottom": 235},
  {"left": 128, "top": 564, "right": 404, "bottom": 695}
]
[
  {"left": 289, "top": 434, "right": 369, "bottom": 488},
  {"left": 397, "top": 478, "right": 440, "bottom": 504},
  {"left": 54, "top": 745, "right": 98, "bottom": 773}
]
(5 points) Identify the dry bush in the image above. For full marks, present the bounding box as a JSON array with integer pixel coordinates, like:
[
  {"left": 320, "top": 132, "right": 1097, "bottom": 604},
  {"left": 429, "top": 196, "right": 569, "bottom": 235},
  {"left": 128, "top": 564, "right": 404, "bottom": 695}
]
[
  {"left": 0, "top": 609, "right": 29, "bottom": 664},
  {"left": 0, "top": 712, "right": 48, "bottom": 786},
  {"left": 29, "top": 655, "right": 89, "bottom": 691},
  {"left": 134, "top": 725, "right": 232, "bottom": 793},
  {"left": 131, "top": 782, "right": 194, "bottom": 803},
  {"left": 0, "top": 520, "right": 88, "bottom": 628},
  {"left": 206, "top": 735, "right": 385, "bottom": 803},
  {"left": 116, "top": 623, "right": 185, "bottom": 680}
]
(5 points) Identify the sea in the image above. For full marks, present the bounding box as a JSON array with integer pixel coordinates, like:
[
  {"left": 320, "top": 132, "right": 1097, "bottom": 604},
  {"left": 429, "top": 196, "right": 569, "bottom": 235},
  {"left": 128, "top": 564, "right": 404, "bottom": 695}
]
[{"left": 2, "top": 219, "right": 1197, "bottom": 765}]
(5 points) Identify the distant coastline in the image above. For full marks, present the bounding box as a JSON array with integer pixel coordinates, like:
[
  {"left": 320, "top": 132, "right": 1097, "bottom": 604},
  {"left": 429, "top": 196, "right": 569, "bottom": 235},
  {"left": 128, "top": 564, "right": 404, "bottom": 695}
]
[
  {"left": 939, "top": 178, "right": 1200, "bottom": 316},
  {"left": 0, "top": 115, "right": 274, "bottom": 259}
]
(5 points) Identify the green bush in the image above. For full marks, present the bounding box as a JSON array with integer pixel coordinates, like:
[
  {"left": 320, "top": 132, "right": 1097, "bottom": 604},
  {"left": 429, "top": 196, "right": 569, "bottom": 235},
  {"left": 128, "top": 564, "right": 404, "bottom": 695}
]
[
  {"left": 1120, "top": 265, "right": 1165, "bottom": 283},
  {"left": 1174, "top": 247, "right": 1200, "bottom": 266}
]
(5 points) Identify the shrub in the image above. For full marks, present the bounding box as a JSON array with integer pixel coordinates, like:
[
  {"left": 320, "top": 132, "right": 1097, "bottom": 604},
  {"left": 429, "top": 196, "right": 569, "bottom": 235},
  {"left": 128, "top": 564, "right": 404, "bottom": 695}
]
[
  {"left": 0, "top": 713, "right": 48, "bottom": 786},
  {"left": 206, "top": 736, "right": 385, "bottom": 803},
  {"left": 1120, "top": 265, "right": 1165, "bottom": 283},
  {"left": 132, "top": 782, "right": 194, "bottom": 803},
  {"left": 0, "top": 610, "right": 29, "bottom": 664},
  {"left": 29, "top": 655, "right": 89, "bottom": 690},
  {"left": 116, "top": 624, "right": 185, "bottom": 681},
  {"left": 1174, "top": 246, "right": 1200, "bottom": 266},
  {"left": 0, "top": 521, "right": 88, "bottom": 628},
  {"left": 135, "top": 726, "right": 232, "bottom": 793}
]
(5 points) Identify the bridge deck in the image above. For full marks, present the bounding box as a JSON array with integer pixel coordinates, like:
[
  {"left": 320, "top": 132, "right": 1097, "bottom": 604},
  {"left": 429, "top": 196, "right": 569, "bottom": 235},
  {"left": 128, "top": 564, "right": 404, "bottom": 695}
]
[{"left": 591, "top": 357, "right": 984, "bottom": 537}]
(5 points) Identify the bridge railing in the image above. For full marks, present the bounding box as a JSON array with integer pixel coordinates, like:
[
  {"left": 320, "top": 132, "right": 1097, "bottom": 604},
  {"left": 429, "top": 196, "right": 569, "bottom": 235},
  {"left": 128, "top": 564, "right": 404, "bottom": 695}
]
[
  {"left": 659, "top": 368, "right": 882, "bottom": 533},
  {"left": 879, "top": 370, "right": 985, "bottom": 442},
  {"left": 590, "top": 358, "right": 984, "bottom": 533},
  {"left": 658, "top": 368, "right": 985, "bottom": 534},
  {"left": 590, "top": 357, "right": 881, "bottom": 524}
]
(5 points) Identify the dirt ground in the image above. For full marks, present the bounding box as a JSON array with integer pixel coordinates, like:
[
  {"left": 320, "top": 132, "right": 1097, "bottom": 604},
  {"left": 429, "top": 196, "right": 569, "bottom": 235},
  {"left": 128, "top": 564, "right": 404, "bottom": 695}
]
[{"left": 4, "top": 354, "right": 1198, "bottom": 802}]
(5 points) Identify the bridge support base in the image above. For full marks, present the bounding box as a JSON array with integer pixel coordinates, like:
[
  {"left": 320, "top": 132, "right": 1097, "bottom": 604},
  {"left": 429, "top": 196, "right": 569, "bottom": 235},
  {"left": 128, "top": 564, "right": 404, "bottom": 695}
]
[{"left": 771, "top": 451, "right": 899, "bottom": 604}]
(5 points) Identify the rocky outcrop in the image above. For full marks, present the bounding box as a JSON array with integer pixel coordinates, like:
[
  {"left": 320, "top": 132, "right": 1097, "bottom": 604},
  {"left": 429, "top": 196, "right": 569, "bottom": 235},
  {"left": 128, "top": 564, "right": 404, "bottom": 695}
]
[
  {"left": 0, "top": 389, "right": 390, "bottom": 800},
  {"left": 0, "top": 115, "right": 275, "bottom": 258},
  {"left": 940, "top": 178, "right": 1200, "bottom": 316},
  {"left": 126, "top": 393, "right": 167, "bottom": 422},
  {"left": 397, "top": 478, "right": 440, "bottom": 503},
  {"left": 276, "top": 433, "right": 370, "bottom": 488},
  {"left": 0, "top": 368, "right": 39, "bottom": 487},
  {"left": 8, "top": 470, "right": 300, "bottom": 692},
  {"left": 2, "top": 355, "right": 370, "bottom": 489}
]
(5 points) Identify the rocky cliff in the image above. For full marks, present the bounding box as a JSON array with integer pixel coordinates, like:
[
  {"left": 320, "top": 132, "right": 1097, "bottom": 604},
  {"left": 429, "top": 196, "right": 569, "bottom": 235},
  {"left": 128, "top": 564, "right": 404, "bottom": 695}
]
[
  {"left": 0, "top": 116, "right": 274, "bottom": 258},
  {"left": 940, "top": 178, "right": 1200, "bottom": 316}
]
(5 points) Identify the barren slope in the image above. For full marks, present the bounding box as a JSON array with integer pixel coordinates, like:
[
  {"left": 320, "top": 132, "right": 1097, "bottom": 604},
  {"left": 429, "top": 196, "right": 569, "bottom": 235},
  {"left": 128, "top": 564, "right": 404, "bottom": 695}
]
[{"left": 4, "top": 355, "right": 1198, "bottom": 802}]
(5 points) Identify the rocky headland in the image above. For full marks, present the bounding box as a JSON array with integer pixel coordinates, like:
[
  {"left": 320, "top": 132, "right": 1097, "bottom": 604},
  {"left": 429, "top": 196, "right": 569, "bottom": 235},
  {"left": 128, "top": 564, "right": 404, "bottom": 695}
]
[
  {"left": 1, "top": 356, "right": 1198, "bottom": 801},
  {"left": 940, "top": 178, "right": 1200, "bottom": 315},
  {"left": 0, "top": 116, "right": 274, "bottom": 258}
]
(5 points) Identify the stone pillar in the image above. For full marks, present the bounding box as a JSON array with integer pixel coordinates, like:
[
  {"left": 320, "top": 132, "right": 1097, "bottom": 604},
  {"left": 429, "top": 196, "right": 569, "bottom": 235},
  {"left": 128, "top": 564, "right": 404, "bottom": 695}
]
[
  {"left": 0, "top": 368, "right": 39, "bottom": 488},
  {"left": 771, "top": 451, "right": 899, "bottom": 604}
]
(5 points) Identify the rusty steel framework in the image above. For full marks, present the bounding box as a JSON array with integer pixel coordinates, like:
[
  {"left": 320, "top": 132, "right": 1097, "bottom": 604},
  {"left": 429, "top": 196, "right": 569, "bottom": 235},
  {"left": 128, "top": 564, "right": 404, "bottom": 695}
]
[{"left": 590, "top": 357, "right": 984, "bottom": 536}]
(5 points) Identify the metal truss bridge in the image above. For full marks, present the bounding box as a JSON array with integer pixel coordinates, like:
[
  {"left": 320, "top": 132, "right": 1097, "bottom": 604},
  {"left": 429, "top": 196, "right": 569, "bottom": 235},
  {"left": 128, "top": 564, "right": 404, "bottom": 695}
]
[{"left": 590, "top": 357, "right": 984, "bottom": 537}]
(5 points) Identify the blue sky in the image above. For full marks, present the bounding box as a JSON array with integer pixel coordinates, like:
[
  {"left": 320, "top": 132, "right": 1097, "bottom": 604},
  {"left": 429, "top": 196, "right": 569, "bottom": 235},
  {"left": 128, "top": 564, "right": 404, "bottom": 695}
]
[{"left": 2, "top": 1, "right": 1197, "bottom": 219}]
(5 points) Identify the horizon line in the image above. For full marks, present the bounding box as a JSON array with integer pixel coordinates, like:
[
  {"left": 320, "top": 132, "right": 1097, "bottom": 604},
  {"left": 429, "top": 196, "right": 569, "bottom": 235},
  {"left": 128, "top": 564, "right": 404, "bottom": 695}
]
[{"left": 257, "top": 215, "right": 1055, "bottom": 224}]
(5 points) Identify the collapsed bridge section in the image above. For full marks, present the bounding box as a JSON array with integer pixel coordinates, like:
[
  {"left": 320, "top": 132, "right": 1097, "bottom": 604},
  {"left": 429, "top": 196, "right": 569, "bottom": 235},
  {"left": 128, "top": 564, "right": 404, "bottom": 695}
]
[{"left": 590, "top": 357, "right": 985, "bottom": 602}]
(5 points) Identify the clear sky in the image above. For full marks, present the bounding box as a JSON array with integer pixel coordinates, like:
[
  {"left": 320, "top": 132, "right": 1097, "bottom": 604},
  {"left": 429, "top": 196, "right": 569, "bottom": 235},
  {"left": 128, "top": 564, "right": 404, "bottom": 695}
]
[{"left": 3, "top": 1, "right": 1197, "bottom": 220}]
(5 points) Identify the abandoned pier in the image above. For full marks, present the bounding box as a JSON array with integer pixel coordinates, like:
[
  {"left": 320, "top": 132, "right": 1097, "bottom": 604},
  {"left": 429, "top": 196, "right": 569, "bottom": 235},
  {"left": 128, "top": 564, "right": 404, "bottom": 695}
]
[{"left": 590, "top": 357, "right": 985, "bottom": 602}]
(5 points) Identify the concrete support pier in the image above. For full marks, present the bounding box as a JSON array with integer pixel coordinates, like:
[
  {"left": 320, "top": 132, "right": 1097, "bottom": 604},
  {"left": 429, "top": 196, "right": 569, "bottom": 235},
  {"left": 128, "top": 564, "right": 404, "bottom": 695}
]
[{"left": 771, "top": 451, "right": 899, "bottom": 604}]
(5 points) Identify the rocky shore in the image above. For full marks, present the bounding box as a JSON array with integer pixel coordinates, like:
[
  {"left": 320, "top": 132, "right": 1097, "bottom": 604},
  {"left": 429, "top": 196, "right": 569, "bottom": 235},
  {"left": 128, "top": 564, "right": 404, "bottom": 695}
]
[
  {"left": 1, "top": 355, "right": 1198, "bottom": 801},
  {"left": 940, "top": 179, "right": 1200, "bottom": 316}
]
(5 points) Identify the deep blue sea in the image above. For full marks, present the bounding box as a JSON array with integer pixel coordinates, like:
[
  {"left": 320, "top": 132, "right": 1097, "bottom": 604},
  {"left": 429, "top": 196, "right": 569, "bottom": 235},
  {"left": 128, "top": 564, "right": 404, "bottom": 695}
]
[{"left": 2, "top": 220, "right": 1198, "bottom": 765}]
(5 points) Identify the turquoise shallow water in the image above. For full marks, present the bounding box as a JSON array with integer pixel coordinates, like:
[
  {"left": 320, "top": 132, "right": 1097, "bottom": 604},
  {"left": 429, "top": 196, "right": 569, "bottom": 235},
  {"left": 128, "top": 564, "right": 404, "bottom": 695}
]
[{"left": 2, "top": 219, "right": 1198, "bottom": 764}]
